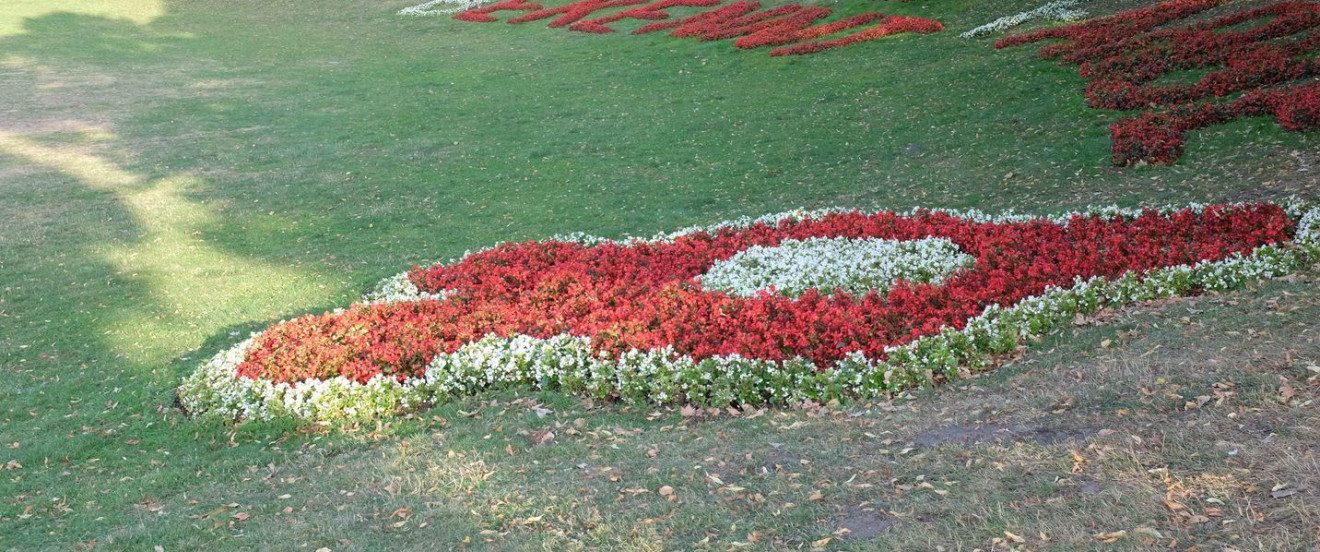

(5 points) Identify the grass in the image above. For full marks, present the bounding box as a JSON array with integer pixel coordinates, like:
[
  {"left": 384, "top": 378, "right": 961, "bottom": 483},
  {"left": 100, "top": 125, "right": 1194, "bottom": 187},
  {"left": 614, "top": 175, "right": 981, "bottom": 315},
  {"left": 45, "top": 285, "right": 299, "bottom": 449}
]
[{"left": 0, "top": 0, "right": 1316, "bottom": 549}]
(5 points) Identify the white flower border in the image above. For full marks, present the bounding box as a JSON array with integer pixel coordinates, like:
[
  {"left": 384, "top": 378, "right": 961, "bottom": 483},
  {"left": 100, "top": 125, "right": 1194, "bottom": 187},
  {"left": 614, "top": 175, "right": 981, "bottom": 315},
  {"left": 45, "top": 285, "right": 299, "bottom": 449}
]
[
  {"left": 178, "top": 199, "right": 1320, "bottom": 421},
  {"left": 960, "top": 0, "right": 1090, "bottom": 39},
  {"left": 398, "top": 0, "right": 492, "bottom": 16}
]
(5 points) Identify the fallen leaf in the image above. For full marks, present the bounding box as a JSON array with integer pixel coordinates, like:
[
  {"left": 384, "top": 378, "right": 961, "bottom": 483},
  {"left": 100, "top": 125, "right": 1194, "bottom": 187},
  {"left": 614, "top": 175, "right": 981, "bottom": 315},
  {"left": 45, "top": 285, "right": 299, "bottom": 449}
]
[
  {"left": 1095, "top": 530, "right": 1127, "bottom": 542},
  {"left": 194, "top": 504, "right": 233, "bottom": 520},
  {"left": 1133, "top": 527, "right": 1164, "bottom": 539},
  {"left": 1271, "top": 489, "right": 1300, "bottom": 499},
  {"left": 659, "top": 485, "right": 675, "bottom": 496},
  {"left": 231, "top": 512, "right": 249, "bottom": 521}
]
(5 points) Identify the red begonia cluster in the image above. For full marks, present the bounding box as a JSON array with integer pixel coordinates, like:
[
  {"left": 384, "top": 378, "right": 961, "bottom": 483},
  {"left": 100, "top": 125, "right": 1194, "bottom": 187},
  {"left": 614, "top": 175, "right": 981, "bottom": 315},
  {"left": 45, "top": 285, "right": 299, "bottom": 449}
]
[
  {"left": 567, "top": 0, "right": 721, "bottom": 33},
  {"left": 236, "top": 204, "right": 1293, "bottom": 385},
  {"left": 454, "top": 0, "right": 943, "bottom": 55},
  {"left": 454, "top": 0, "right": 543, "bottom": 22},
  {"left": 997, "top": 0, "right": 1320, "bottom": 165},
  {"left": 766, "top": 15, "right": 944, "bottom": 56}
]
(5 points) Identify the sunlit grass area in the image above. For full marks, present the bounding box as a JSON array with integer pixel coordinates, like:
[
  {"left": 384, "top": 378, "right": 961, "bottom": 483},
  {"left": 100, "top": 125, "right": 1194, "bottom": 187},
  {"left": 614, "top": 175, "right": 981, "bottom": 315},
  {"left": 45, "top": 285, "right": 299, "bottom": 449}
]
[
  {"left": 0, "top": 0, "right": 163, "bottom": 37},
  {"left": 0, "top": 0, "right": 1316, "bottom": 549}
]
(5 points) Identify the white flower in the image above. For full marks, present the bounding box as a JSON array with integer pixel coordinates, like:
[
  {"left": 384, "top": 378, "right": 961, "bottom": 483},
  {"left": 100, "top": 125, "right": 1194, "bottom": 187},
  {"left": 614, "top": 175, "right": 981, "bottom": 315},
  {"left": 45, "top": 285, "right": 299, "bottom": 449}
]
[
  {"left": 698, "top": 236, "right": 974, "bottom": 298},
  {"left": 961, "top": 0, "right": 1091, "bottom": 39},
  {"left": 398, "top": 0, "right": 492, "bottom": 16}
]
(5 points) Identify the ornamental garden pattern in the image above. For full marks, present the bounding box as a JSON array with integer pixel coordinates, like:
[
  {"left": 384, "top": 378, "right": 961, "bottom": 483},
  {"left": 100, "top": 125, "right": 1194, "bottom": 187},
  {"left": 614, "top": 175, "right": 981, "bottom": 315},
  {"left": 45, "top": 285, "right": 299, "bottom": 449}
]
[{"left": 180, "top": 201, "right": 1320, "bottom": 421}]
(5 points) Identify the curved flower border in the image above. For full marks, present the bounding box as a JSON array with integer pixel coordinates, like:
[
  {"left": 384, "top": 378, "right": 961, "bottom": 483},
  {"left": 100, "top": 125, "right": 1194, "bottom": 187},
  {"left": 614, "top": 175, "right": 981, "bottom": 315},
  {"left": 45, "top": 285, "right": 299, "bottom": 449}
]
[
  {"left": 399, "top": 0, "right": 494, "bottom": 16},
  {"left": 179, "top": 199, "right": 1320, "bottom": 421}
]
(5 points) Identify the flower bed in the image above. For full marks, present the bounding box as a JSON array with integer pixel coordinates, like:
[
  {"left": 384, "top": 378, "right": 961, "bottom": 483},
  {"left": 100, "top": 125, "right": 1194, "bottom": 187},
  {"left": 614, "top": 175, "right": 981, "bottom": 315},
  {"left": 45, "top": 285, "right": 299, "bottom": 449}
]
[
  {"left": 179, "top": 200, "right": 1320, "bottom": 420},
  {"left": 452, "top": 0, "right": 943, "bottom": 56},
  {"left": 997, "top": 0, "right": 1320, "bottom": 166},
  {"left": 400, "top": 0, "right": 494, "bottom": 16},
  {"left": 960, "top": 0, "right": 1089, "bottom": 39}
]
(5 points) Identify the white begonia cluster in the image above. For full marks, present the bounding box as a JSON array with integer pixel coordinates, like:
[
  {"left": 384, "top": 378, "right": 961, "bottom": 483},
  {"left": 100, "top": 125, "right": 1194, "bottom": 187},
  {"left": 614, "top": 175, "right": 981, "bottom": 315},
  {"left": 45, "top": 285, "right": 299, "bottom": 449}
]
[
  {"left": 179, "top": 200, "right": 1320, "bottom": 421},
  {"left": 960, "top": 0, "right": 1090, "bottom": 39},
  {"left": 398, "top": 0, "right": 491, "bottom": 16},
  {"left": 698, "top": 237, "right": 975, "bottom": 298},
  {"left": 362, "top": 271, "right": 448, "bottom": 304},
  {"left": 1287, "top": 199, "right": 1320, "bottom": 245}
]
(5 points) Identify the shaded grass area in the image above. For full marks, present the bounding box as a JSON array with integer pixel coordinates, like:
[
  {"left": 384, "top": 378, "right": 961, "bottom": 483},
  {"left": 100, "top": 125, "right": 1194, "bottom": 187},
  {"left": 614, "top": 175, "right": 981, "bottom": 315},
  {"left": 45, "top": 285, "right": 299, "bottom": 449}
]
[{"left": 0, "top": 0, "right": 1317, "bottom": 549}]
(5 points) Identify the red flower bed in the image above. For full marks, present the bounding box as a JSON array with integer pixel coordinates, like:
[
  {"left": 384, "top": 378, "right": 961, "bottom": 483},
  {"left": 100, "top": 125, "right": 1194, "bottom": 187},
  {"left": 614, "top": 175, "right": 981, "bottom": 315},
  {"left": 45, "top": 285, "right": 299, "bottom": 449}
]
[
  {"left": 768, "top": 15, "right": 944, "bottom": 56},
  {"left": 509, "top": 0, "right": 650, "bottom": 27},
  {"left": 453, "top": 0, "right": 544, "bottom": 22},
  {"left": 997, "top": 0, "right": 1320, "bottom": 165},
  {"left": 633, "top": 1, "right": 761, "bottom": 34},
  {"left": 454, "top": 0, "right": 944, "bottom": 56},
  {"left": 568, "top": 0, "right": 721, "bottom": 34},
  {"left": 633, "top": 1, "right": 942, "bottom": 50},
  {"left": 734, "top": 12, "right": 887, "bottom": 49},
  {"left": 236, "top": 204, "right": 1293, "bottom": 384}
]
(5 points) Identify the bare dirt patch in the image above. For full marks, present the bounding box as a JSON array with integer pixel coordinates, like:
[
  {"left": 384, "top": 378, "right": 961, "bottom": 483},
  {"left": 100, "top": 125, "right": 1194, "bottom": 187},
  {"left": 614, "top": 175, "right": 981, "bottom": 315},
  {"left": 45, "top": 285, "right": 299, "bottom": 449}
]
[{"left": 835, "top": 505, "right": 900, "bottom": 540}]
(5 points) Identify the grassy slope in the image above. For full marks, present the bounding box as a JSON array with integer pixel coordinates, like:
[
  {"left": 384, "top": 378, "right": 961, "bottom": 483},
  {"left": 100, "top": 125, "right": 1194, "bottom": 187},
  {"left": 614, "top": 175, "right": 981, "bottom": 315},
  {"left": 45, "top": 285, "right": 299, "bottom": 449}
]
[{"left": 0, "top": 0, "right": 1316, "bottom": 549}]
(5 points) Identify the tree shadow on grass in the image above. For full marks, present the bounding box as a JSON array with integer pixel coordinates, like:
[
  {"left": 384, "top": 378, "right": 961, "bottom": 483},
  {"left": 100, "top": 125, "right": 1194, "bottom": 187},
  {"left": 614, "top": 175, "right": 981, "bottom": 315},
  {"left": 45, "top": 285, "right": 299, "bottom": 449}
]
[{"left": 0, "top": 12, "right": 356, "bottom": 548}]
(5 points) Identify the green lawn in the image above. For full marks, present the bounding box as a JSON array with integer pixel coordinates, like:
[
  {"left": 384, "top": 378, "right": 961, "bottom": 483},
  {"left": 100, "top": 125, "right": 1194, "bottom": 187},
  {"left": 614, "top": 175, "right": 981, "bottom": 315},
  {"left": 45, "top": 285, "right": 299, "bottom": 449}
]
[{"left": 0, "top": 0, "right": 1317, "bottom": 549}]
